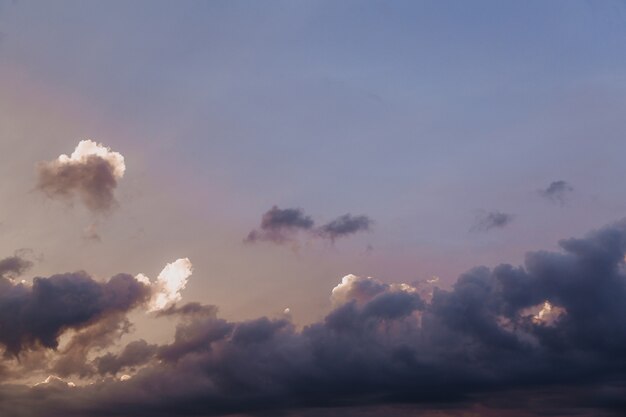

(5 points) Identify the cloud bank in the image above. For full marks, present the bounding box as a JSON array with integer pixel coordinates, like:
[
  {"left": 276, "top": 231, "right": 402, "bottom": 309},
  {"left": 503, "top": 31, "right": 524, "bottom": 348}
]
[
  {"left": 36, "top": 140, "right": 126, "bottom": 213},
  {"left": 2, "top": 221, "right": 626, "bottom": 415}
]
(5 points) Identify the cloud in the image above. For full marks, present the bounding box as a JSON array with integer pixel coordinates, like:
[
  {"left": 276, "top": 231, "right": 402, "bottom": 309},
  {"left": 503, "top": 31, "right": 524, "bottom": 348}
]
[
  {"left": 7, "top": 222, "right": 626, "bottom": 415},
  {"left": 135, "top": 258, "right": 193, "bottom": 312},
  {"left": 0, "top": 271, "right": 150, "bottom": 357},
  {"left": 246, "top": 207, "right": 372, "bottom": 245},
  {"left": 539, "top": 180, "right": 573, "bottom": 205},
  {"left": 318, "top": 214, "right": 372, "bottom": 241},
  {"left": 36, "top": 140, "right": 126, "bottom": 213},
  {"left": 95, "top": 339, "right": 158, "bottom": 376},
  {"left": 0, "top": 254, "right": 33, "bottom": 281},
  {"left": 471, "top": 210, "right": 514, "bottom": 232},
  {"left": 245, "top": 206, "right": 314, "bottom": 243}
]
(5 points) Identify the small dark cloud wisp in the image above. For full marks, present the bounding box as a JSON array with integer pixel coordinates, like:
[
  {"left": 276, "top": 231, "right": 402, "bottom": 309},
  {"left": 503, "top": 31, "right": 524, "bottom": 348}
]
[
  {"left": 471, "top": 210, "right": 514, "bottom": 232},
  {"left": 539, "top": 180, "right": 573, "bottom": 205}
]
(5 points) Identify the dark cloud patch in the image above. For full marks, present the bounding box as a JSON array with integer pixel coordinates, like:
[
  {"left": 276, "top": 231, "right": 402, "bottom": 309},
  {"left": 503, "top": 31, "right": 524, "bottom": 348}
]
[
  {"left": 245, "top": 206, "right": 314, "bottom": 243},
  {"left": 318, "top": 214, "right": 372, "bottom": 242},
  {"left": 0, "top": 271, "right": 150, "bottom": 357},
  {"left": 471, "top": 210, "right": 514, "bottom": 232},
  {"left": 36, "top": 140, "right": 126, "bottom": 214},
  {"left": 37, "top": 155, "right": 119, "bottom": 213},
  {"left": 0, "top": 255, "right": 32, "bottom": 281},
  {"left": 539, "top": 180, "right": 573, "bottom": 205}
]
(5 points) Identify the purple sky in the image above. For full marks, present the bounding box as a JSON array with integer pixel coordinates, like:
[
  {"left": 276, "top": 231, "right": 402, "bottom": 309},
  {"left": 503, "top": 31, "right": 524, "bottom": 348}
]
[{"left": 1, "top": 1, "right": 626, "bottom": 416}]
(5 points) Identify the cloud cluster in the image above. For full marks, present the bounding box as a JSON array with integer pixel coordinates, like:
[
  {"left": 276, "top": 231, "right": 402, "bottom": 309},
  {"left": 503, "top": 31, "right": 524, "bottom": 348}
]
[
  {"left": 246, "top": 206, "right": 372, "bottom": 245},
  {"left": 5, "top": 220, "right": 626, "bottom": 416},
  {"left": 36, "top": 140, "right": 126, "bottom": 213}
]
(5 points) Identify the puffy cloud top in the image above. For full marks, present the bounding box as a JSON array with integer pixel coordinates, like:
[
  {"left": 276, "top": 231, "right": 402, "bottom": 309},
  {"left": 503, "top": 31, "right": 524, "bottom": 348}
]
[{"left": 36, "top": 140, "right": 126, "bottom": 213}]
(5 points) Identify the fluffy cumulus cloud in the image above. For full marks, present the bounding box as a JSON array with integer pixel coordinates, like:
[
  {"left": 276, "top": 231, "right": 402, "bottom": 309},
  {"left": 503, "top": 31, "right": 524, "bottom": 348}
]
[
  {"left": 539, "top": 180, "right": 574, "bottom": 205},
  {"left": 5, "top": 222, "right": 626, "bottom": 416},
  {"left": 36, "top": 140, "right": 126, "bottom": 213},
  {"left": 246, "top": 206, "right": 372, "bottom": 245},
  {"left": 471, "top": 210, "right": 514, "bottom": 232}
]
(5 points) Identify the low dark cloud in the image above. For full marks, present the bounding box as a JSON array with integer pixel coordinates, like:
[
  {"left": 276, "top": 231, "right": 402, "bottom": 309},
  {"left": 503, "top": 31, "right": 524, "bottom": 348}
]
[
  {"left": 539, "top": 180, "right": 573, "bottom": 205},
  {"left": 318, "top": 214, "right": 372, "bottom": 241},
  {"left": 36, "top": 140, "right": 126, "bottom": 214},
  {"left": 246, "top": 206, "right": 372, "bottom": 245},
  {"left": 0, "top": 271, "right": 150, "bottom": 357},
  {"left": 471, "top": 210, "right": 514, "bottom": 232},
  {"left": 5, "top": 221, "right": 626, "bottom": 415}
]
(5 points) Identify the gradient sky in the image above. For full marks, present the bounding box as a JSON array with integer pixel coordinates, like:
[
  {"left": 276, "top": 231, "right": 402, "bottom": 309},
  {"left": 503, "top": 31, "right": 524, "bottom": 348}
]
[{"left": 2, "top": 1, "right": 626, "bottom": 416}]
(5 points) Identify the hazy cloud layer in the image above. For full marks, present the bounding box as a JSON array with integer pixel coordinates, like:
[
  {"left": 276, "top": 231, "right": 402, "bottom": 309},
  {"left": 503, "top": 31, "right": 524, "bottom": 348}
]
[
  {"left": 539, "top": 180, "right": 573, "bottom": 205},
  {"left": 36, "top": 140, "right": 126, "bottom": 213},
  {"left": 4, "top": 220, "right": 626, "bottom": 416},
  {"left": 246, "top": 206, "right": 372, "bottom": 245},
  {"left": 471, "top": 210, "right": 514, "bottom": 232}
]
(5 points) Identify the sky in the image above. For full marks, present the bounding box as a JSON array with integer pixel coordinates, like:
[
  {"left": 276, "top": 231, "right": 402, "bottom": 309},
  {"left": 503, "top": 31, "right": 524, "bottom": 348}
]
[{"left": 1, "top": 0, "right": 626, "bottom": 416}]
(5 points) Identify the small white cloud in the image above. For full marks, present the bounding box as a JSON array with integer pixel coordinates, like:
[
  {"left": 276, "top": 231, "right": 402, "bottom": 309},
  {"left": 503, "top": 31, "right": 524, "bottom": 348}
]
[
  {"left": 58, "top": 139, "right": 126, "bottom": 179},
  {"left": 137, "top": 258, "right": 193, "bottom": 311}
]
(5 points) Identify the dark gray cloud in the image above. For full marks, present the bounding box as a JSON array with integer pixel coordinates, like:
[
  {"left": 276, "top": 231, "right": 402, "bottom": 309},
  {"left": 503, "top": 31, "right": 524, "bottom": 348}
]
[
  {"left": 0, "top": 255, "right": 32, "bottom": 281},
  {"left": 52, "top": 313, "right": 132, "bottom": 378},
  {"left": 246, "top": 207, "right": 372, "bottom": 245},
  {"left": 471, "top": 210, "right": 514, "bottom": 232},
  {"left": 95, "top": 339, "right": 158, "bottom": 376},
  {"left": 318, "top": 214, "right": 372, "bottom": 241},
  {"left": 0, "top": 271, "right": 150, "bottom": 357},
  {"left": 245, "top": 206, "right": 314, "bottom": 243},
  {"left": 36, "top": 140, "right": 126, "bottom": 214},
  {"left": 155, "top": 302, "right": 218, "bottom": 318},
  {"left": 539, "top": 180, "right": 573, "bottom": 205},
  {"left": 5, "top": 221, "right": 626, "bottom": 416}
]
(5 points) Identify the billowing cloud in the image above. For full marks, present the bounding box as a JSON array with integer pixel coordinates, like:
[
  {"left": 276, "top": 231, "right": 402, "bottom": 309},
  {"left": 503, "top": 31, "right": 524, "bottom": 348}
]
[
  {"left": 246, "top": 206, "right": 372, "bottom": 245},
  {"left": 136, "top": 258, "right": 193, "bottom": 311},
  {"left": 6, "top": 221, "right": 626, "bottom": 416},
  {"left": 318, "top": 214, "right": 372, "bottom": 241},
  {"left": 36, "top": 140, "right": 126, "bottom": 213},
  {"left": 245, "top": 206, "right": 314, "bottom": 243},
  {"left": 539, "top": 180, "right": 573, "bottom": 205},
  {"left": 471, "top": 210, "right": 514, "bottom": 231},
  {"left": 0, "top": 271, "right": 150, "bottom": 357}
]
